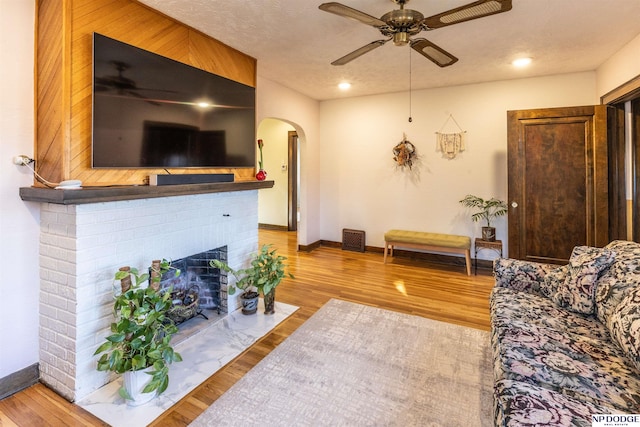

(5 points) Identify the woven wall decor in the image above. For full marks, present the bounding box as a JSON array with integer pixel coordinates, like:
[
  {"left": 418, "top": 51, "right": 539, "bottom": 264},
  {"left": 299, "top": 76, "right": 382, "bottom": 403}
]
[{"left": 436, "top": 114, "right": 466, "bottom": 160}]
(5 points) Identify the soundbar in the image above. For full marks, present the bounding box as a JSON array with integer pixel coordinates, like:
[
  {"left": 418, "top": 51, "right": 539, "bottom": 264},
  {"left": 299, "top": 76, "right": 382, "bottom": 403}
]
[{"left": 149, "top": 174, "right": 234, "bottom": 186}]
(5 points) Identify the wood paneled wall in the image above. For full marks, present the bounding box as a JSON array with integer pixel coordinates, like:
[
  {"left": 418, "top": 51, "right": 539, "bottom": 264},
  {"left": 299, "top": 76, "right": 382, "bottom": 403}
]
[{"left": 35, "top": 0, "right": 257, "bottom": 187}]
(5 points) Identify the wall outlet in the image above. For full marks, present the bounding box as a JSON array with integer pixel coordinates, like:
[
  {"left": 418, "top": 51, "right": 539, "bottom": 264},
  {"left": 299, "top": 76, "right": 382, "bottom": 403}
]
[{"left": 13, "top": 155, "right": 33, "bottom": 166}]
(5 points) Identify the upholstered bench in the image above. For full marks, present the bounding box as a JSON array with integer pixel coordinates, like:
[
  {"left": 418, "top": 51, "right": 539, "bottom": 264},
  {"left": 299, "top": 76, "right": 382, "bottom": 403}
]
[{"left": 383, "top": 229, "right": 472, "bottom": 275}]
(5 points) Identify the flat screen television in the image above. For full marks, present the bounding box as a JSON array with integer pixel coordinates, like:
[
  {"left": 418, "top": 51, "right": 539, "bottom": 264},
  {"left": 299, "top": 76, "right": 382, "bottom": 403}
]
[{"left": 92, "top": 33, "right": 256, "bottom": 168}]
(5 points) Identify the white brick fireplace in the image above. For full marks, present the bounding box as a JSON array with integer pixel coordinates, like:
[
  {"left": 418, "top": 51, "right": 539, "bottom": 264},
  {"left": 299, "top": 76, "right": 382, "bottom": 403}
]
[{"left": 34, "top": 189, "right": 260, "bottom": 402}]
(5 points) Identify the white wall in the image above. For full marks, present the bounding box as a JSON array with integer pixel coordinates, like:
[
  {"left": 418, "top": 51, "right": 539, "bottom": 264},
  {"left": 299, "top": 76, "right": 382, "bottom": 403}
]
[
  {"left": 256, "top": 77, "right": 320, "bottom": 246},
  {"left": 596, "top": 32, "right": 640, "bottom": 98},
  {"left": 0, "top": 0, "right": 40, "bottom": 379},
  {"left": 318, "top": 72, "right": 597, "bottom": 257},
  {"left": 257, "top": 118, "right": 294, "bottom": 227}
]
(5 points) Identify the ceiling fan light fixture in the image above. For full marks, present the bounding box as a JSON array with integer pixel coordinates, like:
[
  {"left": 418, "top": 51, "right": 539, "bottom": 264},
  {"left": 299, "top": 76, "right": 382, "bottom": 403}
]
[{"left": 393, "top": 32, "right": 410, "bottom": 46}]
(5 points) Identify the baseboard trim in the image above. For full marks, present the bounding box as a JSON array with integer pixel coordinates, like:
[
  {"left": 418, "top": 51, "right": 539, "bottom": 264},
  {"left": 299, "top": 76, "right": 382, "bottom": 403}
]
[
  {"left": 320, "top": 239, "right": 496, "bottom": 270},
  {"left": 319, "top": 240, "right": 341, "bottom": 248},
  {"left": 296, "top": 239, "right": 495, "bottom": 272},
  {"left": 298, "top": 240, "right": 321, "bottom": 252},
  {"left": 258, "top": 223, "right": 289, "bottom": 231},
  {"left": 0, "top": 363, "right": 39, "bottom": 400}
]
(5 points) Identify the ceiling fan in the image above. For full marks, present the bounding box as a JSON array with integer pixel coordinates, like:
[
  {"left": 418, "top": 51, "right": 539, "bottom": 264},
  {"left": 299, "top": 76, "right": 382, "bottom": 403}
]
[
  {"left": 318, "top": 0, "right": 512, "bottom": 67},
  {"left": 95, "top": 61, "right": 169, "bottom": 106}
]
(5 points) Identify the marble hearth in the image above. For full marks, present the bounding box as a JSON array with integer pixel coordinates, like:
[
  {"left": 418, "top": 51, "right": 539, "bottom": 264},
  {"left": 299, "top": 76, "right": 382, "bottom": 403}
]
[
  {"left": 77, "top": 300, "right": 297, "bottom": 427},
  {"left": 20, "top": 182, "right": 272, "bottom": 402}
]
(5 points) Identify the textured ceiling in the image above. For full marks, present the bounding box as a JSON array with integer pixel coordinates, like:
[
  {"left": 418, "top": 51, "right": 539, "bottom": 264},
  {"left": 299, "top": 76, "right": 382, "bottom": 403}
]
[{"left": 137, "top": 0, "right": 640, "bottom": 101}]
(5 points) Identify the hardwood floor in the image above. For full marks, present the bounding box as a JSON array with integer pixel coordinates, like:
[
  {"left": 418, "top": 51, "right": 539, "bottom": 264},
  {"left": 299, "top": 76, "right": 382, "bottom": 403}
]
[{"left": 0, "top": 229, "right": 495, "bottom": 426}]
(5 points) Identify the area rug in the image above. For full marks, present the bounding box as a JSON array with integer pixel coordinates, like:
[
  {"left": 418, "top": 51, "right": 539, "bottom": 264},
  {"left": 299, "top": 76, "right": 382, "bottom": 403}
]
[{"left": 190, "top": 299, "right": 493, "bottom": 426}]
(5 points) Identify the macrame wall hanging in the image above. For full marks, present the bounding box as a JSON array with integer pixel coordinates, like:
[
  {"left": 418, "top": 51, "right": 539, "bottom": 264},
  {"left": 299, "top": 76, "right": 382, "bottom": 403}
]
[
  {"left": 392, "top": 133, "right": 417, "bottom": 170},
  {"left": 436, "top": 114, "right": 466, "bottom": 160}
]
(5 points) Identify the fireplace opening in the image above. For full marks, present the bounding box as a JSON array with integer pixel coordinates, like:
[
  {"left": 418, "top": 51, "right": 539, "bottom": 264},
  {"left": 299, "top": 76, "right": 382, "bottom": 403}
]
[{"left": 156, "top": 246, "right": 228, "bottom": 340}]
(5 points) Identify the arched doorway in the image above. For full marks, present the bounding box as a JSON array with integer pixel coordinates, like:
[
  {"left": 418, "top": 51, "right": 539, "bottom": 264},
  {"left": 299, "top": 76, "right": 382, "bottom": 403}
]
[{"left": 257, "top": 118, "right": 301, "bottom": 234}]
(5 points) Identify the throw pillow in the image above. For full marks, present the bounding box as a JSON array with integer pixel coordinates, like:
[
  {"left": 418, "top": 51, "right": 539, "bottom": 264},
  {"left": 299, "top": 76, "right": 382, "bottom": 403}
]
[
  {"left": 595, "top": 240, "right": 640, "bottom": 324},
  {"left": 540, "top": 265, "right": 568, "bottom": 300},
  {"left": 608, "top": 287, "right": 640, "bottom": 371},
  {"left": 554, "top": 246, "right": 616, "bottom": 314}
]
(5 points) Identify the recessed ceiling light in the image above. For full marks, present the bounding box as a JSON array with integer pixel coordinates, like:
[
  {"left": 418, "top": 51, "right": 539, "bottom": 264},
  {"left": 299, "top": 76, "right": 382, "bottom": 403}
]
[
  {"left": 512, "top": 57, "right": 532, "bottom": 68},
  {"left": 338, "top": 82, "right": 351, "bottom": 90}
]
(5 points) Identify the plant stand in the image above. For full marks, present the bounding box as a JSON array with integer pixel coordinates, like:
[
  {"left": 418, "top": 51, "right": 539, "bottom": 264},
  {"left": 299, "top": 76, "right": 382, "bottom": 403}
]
[{"left": 474, "top": 238, "right": 503, "bottom": 275}]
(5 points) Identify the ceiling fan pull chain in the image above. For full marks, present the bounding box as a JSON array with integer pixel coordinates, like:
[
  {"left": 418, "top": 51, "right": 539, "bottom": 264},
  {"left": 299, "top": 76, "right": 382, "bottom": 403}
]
[{"left": 408, "top": 47, "right": 413, "bottom": 123}]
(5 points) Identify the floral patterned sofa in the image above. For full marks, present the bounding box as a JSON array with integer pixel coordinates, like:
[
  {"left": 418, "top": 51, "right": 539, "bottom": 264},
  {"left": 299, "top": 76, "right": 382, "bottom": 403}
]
[{"left": 490, "top": 240, "right": 640, "bottom": 426}]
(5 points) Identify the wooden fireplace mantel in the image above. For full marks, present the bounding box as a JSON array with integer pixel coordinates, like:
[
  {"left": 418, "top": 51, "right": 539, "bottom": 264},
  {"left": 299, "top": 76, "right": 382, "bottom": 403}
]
[{"left": 19, "top": 180, "right": 274, "bottom": 205}]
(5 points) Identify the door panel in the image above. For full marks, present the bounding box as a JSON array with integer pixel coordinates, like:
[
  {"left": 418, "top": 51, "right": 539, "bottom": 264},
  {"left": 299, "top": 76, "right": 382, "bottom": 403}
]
[
  {"left": 523, "top": 120, "right": 588, "bottom": 260},
  {"left": 508, "top": 106, "right": 612, "bottom": 263}
]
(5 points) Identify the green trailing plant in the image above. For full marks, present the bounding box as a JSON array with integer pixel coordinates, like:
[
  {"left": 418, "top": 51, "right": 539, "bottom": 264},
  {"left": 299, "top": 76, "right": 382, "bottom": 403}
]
[
  {"left": 94, "top": 259, "right": 183, "bottom": 401},
  {"left": 210, "top": 244, "right": 294, "bottom": 297},
  {"left": 459, "top": 194, "right": 508, "bottom": 227}
]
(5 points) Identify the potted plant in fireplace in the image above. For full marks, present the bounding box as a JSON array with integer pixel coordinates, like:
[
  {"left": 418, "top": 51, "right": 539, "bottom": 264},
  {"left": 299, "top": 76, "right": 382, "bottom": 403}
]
[
  {"left": 459, "top": 194, "right": 508, "bottom": 241},
  {"left": 210, "top": 244, "right": 293, "bottom": 315},
  {"left": 94, "top": 259, "right": 183, "bottom": 406}
]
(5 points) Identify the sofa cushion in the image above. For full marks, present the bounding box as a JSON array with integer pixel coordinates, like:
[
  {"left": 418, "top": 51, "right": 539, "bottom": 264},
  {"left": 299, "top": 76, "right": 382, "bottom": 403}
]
[
  {"left": 494, "top": 379, "right": 619, "bottom": 427},
  {"left": 554, "top": 246, "right": 615, "bottom": 315},
  {"left": 491, "top": 287, "right": 610, "bottom": 342},
  {"left": 494, "top": 258, "right": 557, "bottom": 297},
  {"left": 608, "top": 287, "right": 640, "bottom": 372},
  {"left": 596, "top": 240, "right": 640, "bottom": 325},
  {"left": 491, "top": 319, "right": 640, "bottom": 412}
]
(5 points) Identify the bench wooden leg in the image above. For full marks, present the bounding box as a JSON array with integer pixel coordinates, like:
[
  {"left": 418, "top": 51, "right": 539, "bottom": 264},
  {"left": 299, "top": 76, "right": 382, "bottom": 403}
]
[
  {"left": 383, "top": 242, "right": 389, "bottom": 263},
  {"left": 464, "top": 249, "right": 471, "bottom": 276}
]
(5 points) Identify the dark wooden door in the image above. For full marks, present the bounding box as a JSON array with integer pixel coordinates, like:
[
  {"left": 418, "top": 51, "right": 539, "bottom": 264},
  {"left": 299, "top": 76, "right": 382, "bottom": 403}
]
[
  {"left": 287, "top": 131, "right": 298, "bottom": 232},
  {"left": 507, "top": 105, "right": 622, "bottom": 263},
  {"left": 632, "top": 98, "right": 640, "bottom": 242}
]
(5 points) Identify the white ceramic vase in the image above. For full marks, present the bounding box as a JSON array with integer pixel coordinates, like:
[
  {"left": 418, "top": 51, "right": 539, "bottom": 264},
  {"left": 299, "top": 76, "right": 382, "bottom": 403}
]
[{"left": 123, "top": 367, "right": 156, "bottom": 406}]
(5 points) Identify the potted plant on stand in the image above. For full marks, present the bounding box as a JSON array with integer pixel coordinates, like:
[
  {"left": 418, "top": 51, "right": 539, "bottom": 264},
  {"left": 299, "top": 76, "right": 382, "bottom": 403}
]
[
  {"left": 94, "top": 260, "right": 183, "bottom": 406},
  {"left": 459, "top": 194, "right": 508, "bottom": 241},
  {"left": 210, "top": 244, "right": 293, "bottom": 315},
  {"left": 210, "top": 257, "right": 261, "bottom": 315}
]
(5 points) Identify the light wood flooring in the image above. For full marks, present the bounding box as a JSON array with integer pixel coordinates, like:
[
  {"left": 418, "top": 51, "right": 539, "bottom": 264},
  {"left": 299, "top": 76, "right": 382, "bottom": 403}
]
[{"left": 0, "top": 229, "right": 495, "bottom": 426}]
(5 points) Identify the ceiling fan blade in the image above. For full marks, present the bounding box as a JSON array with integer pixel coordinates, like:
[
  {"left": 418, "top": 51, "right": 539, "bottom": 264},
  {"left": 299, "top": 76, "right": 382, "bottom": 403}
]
[
  {"left": 319, "top": 2, "right": 386, "bottom": 27},
  {"left": 410, "top": 39, "right": 458, "bottom": 67},
  {"left": 331, "top": 40, "right": 389, "bottom": 66},
  {"left": 423, "top": 0, "right": 512, "bottom": 29},
  {"left": 126, "top": 90, "right": 161, "bottom": 106}
]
